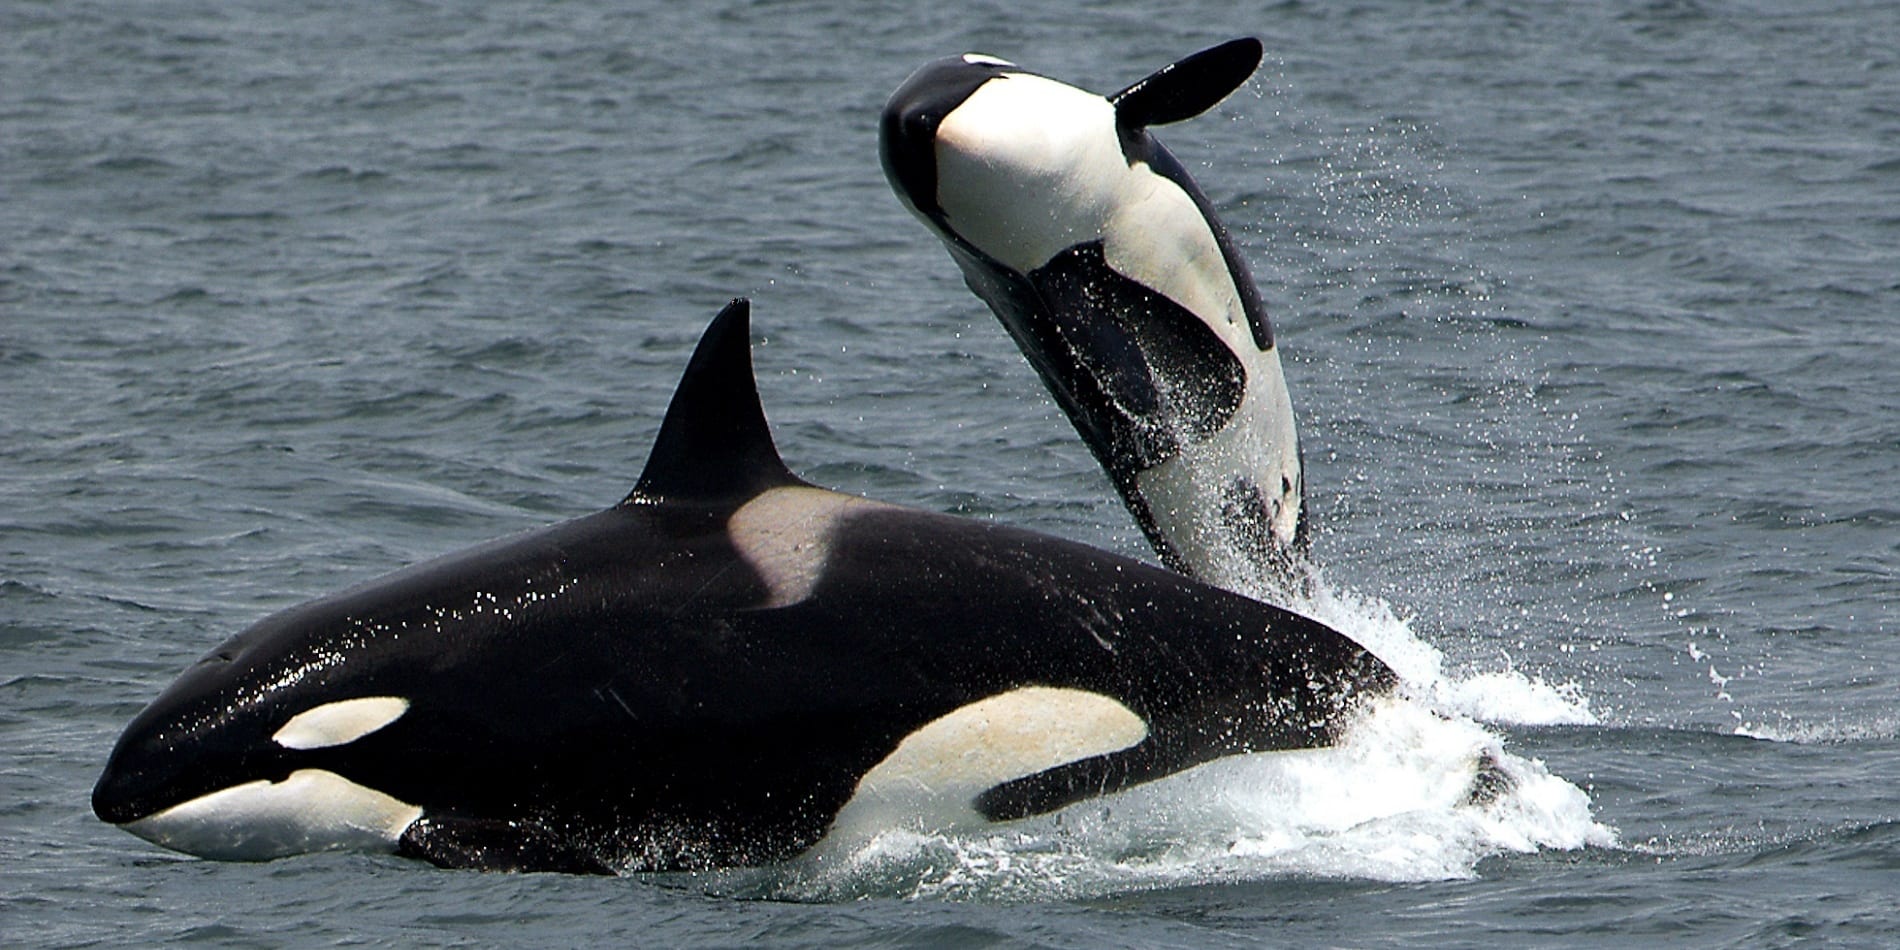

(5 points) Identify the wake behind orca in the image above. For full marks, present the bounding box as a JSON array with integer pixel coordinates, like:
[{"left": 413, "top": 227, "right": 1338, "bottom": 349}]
[
  {"left": 881, "top": 39, "right": 1307, "bottom": 598},
  {"left": 93, "top": 300, "right": 1395, "bottom": 874}
]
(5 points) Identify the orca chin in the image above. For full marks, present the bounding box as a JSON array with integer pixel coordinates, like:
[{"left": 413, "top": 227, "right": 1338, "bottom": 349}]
[
  {"left": 94, "top": 299, "right": 1395, "bottom": 873},
  {"left": 881, "top": 39, "right": 1311, "bottom": 598},
  {"left": 116, "top": 770, "right": 423, "bottom": 862}
]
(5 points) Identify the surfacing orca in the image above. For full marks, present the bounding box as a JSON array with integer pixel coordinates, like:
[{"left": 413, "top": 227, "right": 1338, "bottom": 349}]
[
  {"left": 881, "top": 39, "right": 1306, "bottom": 597},
  {"left": 92, "top": 300, "right": 1394, "bottom": 874}
]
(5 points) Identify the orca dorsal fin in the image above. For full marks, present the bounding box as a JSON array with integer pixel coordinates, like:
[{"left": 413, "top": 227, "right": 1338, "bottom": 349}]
[
  {"left": 1109, "top": 38, "right": 1263, "bottom": 130},
  {"left": 623, "top": 299, "right": 804, "bottom": 506}
]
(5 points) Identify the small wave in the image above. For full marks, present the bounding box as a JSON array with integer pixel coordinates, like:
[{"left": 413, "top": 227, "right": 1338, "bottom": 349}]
[
  {"left": 1733, "top": 716, "right": 1900, "bottom": 745},
  {"left": 1623, "top": 818, "right": 1900, "bottom": 868},
  {"left": 89, "top": 155, "right": 176, "bottom": 174},
  {"left": 298, "top": 166, "right": 392, "bottom": 185}
]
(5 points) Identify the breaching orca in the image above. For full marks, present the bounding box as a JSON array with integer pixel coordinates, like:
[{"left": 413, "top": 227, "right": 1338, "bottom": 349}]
[
  {"left": 881, "top": 39, "right": 1305, "bottom": 597},
  {"left": 93, "top": 300, "right": 1394, "bottom": 874}
]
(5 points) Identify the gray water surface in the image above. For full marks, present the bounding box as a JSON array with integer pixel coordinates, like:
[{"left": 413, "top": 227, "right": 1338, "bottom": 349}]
[{"left": 5, "top": 0, "right": 1897, "bottom": 945}]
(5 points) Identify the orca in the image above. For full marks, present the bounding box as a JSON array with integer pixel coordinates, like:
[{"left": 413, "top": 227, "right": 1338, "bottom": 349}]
[
  {"left": 881, "top": 39, "right": 1306, "bottom": 597},
  {"left": 92, "top": 300, "right": 1394, "bottom": 874}
]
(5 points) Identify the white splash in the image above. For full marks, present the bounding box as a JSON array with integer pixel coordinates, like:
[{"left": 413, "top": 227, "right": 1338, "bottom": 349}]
[{"left": 1300, "top": 572, "right": 1600, "bottom": 727}]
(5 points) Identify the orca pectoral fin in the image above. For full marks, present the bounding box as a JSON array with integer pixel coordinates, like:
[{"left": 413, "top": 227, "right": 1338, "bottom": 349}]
[
  {"left": 397, "top": 815, "right": 616, "bottom": 875},
  {"left": 1109, "top": 38, "right": 1264, "bottom": 130},
  {"left": 1028, "top": 242, "right": 1248, "bottom": 458},
  {"left": 972, "top": 741, "right": 1170, "bottom": 822}
]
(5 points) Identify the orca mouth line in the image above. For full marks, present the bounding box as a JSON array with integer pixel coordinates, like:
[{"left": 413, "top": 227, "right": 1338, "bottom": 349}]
[
  {"left": 93, "top": 762, "right": 284, "bottom": 828},
  {"left": 94, "top": 734, "right": 300, "bottom": 828},
  {"left": 95, "top": 763, "right": 193, "bottom": 826}
]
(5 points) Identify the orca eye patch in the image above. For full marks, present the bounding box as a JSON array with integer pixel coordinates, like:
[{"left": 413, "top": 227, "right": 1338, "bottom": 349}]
[{"left": 272, "top": 696, "right": 411, "bottom": 751}]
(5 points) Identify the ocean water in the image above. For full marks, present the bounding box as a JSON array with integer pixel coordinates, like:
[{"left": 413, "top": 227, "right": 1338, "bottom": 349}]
[{"left": 4, "top": 0, "right": 1896, "bottom": 945}]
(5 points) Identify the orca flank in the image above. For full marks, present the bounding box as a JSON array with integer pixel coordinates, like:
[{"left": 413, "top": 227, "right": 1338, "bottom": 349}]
[
  {"left": 881, "top": 39, "right": 1311, "bottom": 598},
  {"left": 94, "top": 300, "right": 1395, "bottom": 874}
]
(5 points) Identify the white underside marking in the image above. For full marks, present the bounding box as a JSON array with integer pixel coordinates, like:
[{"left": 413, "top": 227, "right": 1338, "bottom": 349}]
[
  {"left": 727, "top": 486, "right": 896, "bottom": 608},
  {"left": 811, "top": 687, "right": 1147, "bottom": 859},
  {"left": 121, "top": 768, "right": 422, "bottom": 861},
  {"left": 1136, "top": 342, "right": 1303, "bottom": 591},
  {"left": 934, "top": 75, "right": 1128, "bottom": 271},
  {"left": 1102, "top": 189, "right": 1249, "bottom": 351},
  {"left": 273, "top": 696, "right": 410, "bottom": 750}
]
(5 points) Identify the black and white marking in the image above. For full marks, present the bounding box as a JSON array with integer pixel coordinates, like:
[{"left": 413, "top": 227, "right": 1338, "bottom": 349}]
[
  {"left": 882, "top": 39, "right": 1307, "bottom": 596},
  {"left": 93, "top": 300, "right": 1393, "bottom": 874}
]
